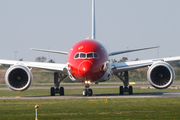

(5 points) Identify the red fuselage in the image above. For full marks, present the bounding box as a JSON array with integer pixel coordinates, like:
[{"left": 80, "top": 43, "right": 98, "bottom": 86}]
[{"left": 67, "top": 39, "right": 109, "bottom": 82}]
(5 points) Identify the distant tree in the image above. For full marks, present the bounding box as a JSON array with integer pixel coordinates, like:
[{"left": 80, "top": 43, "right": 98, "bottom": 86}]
[
  {"left": 2, "top": 64, "right": 10, "bottom": 68},
  {"left": 111, "top": 59, "right": 117, "bottom": 63},
  {"left": 48, "top": 59, "right": 55, "bottom": 63},
  {"left": 0, "top": 64, "right": 4, "bottom": 69},
  {"left": 112, "top": 57, "right": 140, "bottom": 63},
  {"left": 134, "top": 58, "right": 139, "bottom": 61},
  {"left": 35, "top": 56, "right": 47, "bottom": 62},
  {"left": 119, "top": 57, "right": 128, "bottom": 62},
  {"left": 19, "top": 58, "right": 23, "bottom": 61},
  {"left": 169, "top": 61, "right": 180, "bottom": 68}
]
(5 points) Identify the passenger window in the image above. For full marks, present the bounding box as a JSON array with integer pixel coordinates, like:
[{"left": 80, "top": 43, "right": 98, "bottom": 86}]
[
  {"left": 94, "top": 53, "right": 99, "bottom": 58},
  {"left": 80, "top": 53, "right": 86, "bottom": 58},
  {"left": 75, "top": 53, "right": 79, "bottom": 58},
  {"left": 87, "top": 53, "right": 93, "bottom": 58}
]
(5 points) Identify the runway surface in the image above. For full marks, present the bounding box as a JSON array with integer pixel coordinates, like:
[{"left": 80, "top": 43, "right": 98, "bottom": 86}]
[
  {"left": 1, "top": 92, "right": 180, "bottom": 100},
  {"left": 1, "top": 81, "right": 180, "bottom": 99}
]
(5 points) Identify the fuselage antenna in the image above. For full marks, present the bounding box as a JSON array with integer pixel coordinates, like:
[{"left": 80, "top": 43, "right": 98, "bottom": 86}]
[{"left": 91, "top": 0, "right": 96, "bottom": 40}]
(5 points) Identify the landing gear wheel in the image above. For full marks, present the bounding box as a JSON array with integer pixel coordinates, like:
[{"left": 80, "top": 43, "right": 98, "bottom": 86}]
[
  {"left": 129, "top": 86, "right": 133, "bottom": 95},
  {"left": 88, "top": 89, "right": 93, "bottom": 96},
  {"left": 119, "top": 86, "right": 124, "bottom": 95},
  {"left": 52, "top": 72, "right": 67, "bottom": 96},
  {"left": 83, "top": 89, "right": 87, "bottom": 96},
  {"left": 51, "top": 87, "right": 55, "bottom": 96},
  {"left": 60, "top": 87, "right": 64, "bottom": 96}
]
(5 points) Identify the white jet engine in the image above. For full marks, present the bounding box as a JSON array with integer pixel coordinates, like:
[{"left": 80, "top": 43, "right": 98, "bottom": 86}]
[
  {"left": 5, "top": 65, "right": 33, "bottom": 92},
  {"left": 147, "top": 61, "right": 175, "bottom": 89}
]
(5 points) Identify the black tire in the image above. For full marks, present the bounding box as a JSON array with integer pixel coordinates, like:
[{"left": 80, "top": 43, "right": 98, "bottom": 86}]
[
  {"left": 60, "top": 87, "right": 64, "bottom": 96},
  {"left": 119, "top": 86, "right": 124, "bottom": 95},
  {"left": 129, "top": 86, "right": 133, "bottom": 95},
  {"left": 83, "top": 89, "right": 87, "bottom": 96},
  {"left": 88, "top": 89, "right": 93, "bottom": 96},
  {"left": 51, "top": 87, "right": 55, "bottom": 96}
]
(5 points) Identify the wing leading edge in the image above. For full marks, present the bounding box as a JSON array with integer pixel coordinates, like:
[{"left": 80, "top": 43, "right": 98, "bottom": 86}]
[
  {"left": 112, "top": 56, "right": 180, "bottom": 73},
  {"left": 30, "top": 48, "right": 68, "bottom": 55},
  {"left": 109, "top": 46, "right": 159, "bottom": 56},
  {"left": 0, "top": 59, "right": 67, "bottom": 74}
]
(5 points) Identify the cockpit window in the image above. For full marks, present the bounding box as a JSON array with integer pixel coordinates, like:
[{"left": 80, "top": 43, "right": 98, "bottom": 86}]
[
  {"left": 87, "top": 53, "right": 93, "bottom": 58},
  {"left": 80, "top": 53, "right": 86, "bottom": 58},
  {"left": 74, "top": 52, "right": 99, "bottom": 59},
  {"left": 94, "top": 53, "right": 99, "bottom": 58},
  {"left": 75, "top": 53, "right": 79, "bottom": 58}
]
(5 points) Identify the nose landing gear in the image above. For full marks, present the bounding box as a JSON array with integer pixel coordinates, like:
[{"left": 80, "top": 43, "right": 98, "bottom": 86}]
[
  {"left": 82, "top": 81, "right": 93, "bottom": 96},
  {"left": 83, "top": 88, "right": 93, "bottom": 96}
]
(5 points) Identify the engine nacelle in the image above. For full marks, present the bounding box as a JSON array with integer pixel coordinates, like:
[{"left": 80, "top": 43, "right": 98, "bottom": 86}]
[
  {"left": 5, "top": 65, "right": 33, "bottom": 92},
  {"left": 147, "top": 61, "right": 175, "bottom": 89}
]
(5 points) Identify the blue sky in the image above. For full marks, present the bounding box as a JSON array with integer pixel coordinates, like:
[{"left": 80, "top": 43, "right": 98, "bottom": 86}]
[{"left": 0, "top": 0, "right": 180, "bottom": 63}]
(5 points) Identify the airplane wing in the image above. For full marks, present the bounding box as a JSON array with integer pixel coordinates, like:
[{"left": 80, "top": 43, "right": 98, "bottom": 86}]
[
  {"left": 111, "top": 56, "right": 180, "bottom": 73},
  {"left": 30, "top": 48, "right": 68, "bottom": 55},
  {"left": 109, "top": 46, "right": 159, "bottom": 56},
  {"left": 0, "top": 59, "right": 67, "bottom": 74}
]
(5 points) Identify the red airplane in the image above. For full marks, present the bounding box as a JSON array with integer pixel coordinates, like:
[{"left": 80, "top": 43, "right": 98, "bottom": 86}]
[{"left": 1, "top": 0, "right": 180, "bottom": 96}]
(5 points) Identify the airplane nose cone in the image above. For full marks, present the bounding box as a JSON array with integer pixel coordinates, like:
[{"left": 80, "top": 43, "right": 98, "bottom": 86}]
[{"left": 78, "top": 61, "right": 95, "bottom": 78}]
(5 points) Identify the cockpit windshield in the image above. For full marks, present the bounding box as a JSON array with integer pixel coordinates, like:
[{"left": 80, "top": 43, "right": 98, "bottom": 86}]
[
  {"left": 75, "top": 53, "right": 79, "bottom": 58},
  {"left": 80, "top": 53, "right": 86, "bottom": 58},
  {"left": 94, "top": 53, "right": 99, "bottom": 58},
  {"left": 87, "top": 53, "right": 93, "bottom": 58},
  {"left": 74, "top": 52, "right": 99, "bottom": 59}
]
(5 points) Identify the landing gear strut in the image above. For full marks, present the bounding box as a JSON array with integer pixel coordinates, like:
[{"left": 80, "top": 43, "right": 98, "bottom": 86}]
[
  {"left": 114, "top": 71, "right": 133, "bottom": 95},
  {"left": 50, "top": 72, "right": 67, "bottom": 96},
  {"left": 82, "top": 81, "right": 93, "bottom": 96}
]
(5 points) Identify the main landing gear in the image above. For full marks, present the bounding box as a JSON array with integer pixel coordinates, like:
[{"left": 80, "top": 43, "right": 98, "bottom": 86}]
[
  {"left": 114, "top": 71, "right": 133, "bottom": 95},
  {"left": 50, "top": 72, "right": 67, "bottom": 96},
  {"left": 82, "top": 81, "right": 93, "bottom": 96}
]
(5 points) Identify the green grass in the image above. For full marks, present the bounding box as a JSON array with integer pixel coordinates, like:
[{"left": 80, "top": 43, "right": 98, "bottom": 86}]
[
  {"left": 0, "top": 98, "right": 180, "bottom": 120},
  {"left": 1, "top": 88, "right": 180, "bottom": 119}
]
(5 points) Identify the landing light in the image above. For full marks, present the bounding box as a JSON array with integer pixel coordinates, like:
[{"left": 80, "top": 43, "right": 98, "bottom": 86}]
[{"left": 85, "top": 81, "right": 91, "bottom": 84}]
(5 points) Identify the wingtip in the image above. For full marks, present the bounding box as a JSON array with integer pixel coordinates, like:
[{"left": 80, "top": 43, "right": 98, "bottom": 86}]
[
  {"left": 156, "top": 46, "right": 160, "bottom": 48},
  {"left": 30, "top": 48, "right": 35, "bottom": 50}
]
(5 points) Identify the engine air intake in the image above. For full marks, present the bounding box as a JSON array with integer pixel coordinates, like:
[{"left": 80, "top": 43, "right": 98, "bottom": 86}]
[
  {"left": 5, "top": 65, "right": 33, "bottom": 92},
  {"left": 8, "top": 68, "right": 29, "bottom": 88},
  {"left": 147, "top": 61, "right": 174, "bottom": 89},
  {"left": 150, "top": 66, "right": 170, "bottom": 86}
]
